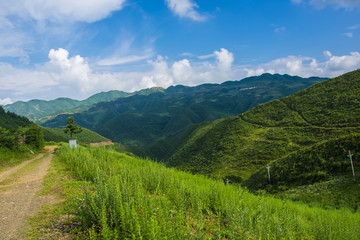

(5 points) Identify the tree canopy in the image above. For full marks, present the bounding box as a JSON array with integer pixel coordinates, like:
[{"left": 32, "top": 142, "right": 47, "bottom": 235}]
[{"left": 63, "top": 117, "right": 83, "bottom": 140}]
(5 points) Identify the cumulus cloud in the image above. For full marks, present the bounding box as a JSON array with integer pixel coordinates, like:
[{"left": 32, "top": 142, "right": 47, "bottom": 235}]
[
  {"left": 292, "top": 0, "right": 360, "bottom": 9},
  {"left": 45, "top": 48, "right": 93, "bottom": 93},
  {"left": 1, "top": 48, "right": 360, "bottom": 102},
  {"left": 243, "top": 51, "right": 360, "bottom": 78},
  {"left": 215, "top": 48, "right": 234, "bottom": 72},
  {"left": 165, "top": 0, "right": 207, "bottom": 21},
  {"left": 141, "top": 48, "right": 235, "bottom": 88}
]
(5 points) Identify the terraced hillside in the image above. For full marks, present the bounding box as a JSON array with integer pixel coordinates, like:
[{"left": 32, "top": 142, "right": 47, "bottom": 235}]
[{"left": 167, "top": 69, "right": 360, "bottom": 192}]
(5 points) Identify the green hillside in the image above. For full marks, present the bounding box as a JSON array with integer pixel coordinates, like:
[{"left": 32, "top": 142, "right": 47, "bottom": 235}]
[
  {"left": 167, "top": 69, "right": 360, "bottom": 191},
  {"left": 0, "top": 106, "right": 31, "bottom": 129},
  {"left": 42, "top": 74, "right": 326, "bottom": 159},
  {"left": 0, "top": 107, "right": 44, "bottom": 167},
  {"left": 42, "top": 127, "right": 109, "bottom": 144},
  {"left": 3, "top": 89, "right": 162, "bottom": 123}
]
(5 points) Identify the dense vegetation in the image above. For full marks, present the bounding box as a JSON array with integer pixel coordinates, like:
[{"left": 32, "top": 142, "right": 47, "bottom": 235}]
[
  {"left": 245, "top": 134, "right": 360, "bottom": 189},
  {"left": 55, "top": 146, "right": 360, "bottom": 239},
  {"left": 43, "top": 74, "right": 325, "bottom": 159},
  {"left": 4, "top": 89, "right": 163, "bottom": 123},
  {"left": 42, "top": 127, "right": 109, "bottom": 144},
  {"left": 0, "top": 108, "right": 44, "bottom": 168},
  {"left": 167, "top": 69, "right": 360, "bottom": 193},
  {"left": 0, "top": 106, "right": 31, "bottom": 129}
]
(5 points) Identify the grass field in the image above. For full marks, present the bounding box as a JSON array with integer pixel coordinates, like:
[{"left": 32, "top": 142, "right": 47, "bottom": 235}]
[{"left": 53, "top": 146, "right": 360, "bottom": 239}]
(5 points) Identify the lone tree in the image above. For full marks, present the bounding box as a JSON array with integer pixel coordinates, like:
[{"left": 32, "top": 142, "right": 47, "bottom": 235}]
[{"left": 64, "top": 117, "right": 82, "bottom": 140}]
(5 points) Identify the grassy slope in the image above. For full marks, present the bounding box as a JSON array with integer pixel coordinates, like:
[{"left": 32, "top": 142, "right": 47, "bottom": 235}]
[
  {"left": 167, "top": 69, "right": 360, "bottom": 188},
  {"left": 50, "top": 146, "right": 360, "bottom": 239},
  {"left": 42, "top": 127, "right": 109, "bottom": 144}
]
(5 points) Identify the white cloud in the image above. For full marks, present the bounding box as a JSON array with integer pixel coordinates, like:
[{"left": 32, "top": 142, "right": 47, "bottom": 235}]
[
  {"left": 275, "top": 27, "right": 286, "bottom": 33},
  {"left": 0, "top": 98, "right": 13, "bottom": 105},
  {"left": 165, "top": 0, "right": 207, "bottom": 21},
  {"left": 46, "top": 48, "right": 93, "bottom": 93},
  {"left": 348, "top": 24, "right": 360, "bottom": 30},
  {"left": 0, "top": 0, "right": 128, "bottom": 60},
  {"left": 342, "top": 32, "right": 353, "bottom": 37},
  {"left": 0, "top": 49, "right": 154, "bottom": 101},
  {"left": 0, "top": 62, "right": 58, "bottom": 97},
  {"left": 141, "top": 48, "right": 235, "bottom": 88},
  {"left": 0, "top": 0, "right": 127, "bottom": 23},
  {"left": 97, "top": 55, "right": 152, "bottom": 66},
  {"left": 292, "top": 0, "right": 360, "bottom": 9},
  {"left": 1, "top": 48, "right": 360, "bottom": 102},
  {"left": 324, "top": 51, "right": 360, "bottom": 73},
  {"left": 243, "top": 51, "right": 360, "bottom": 78},
  {"left": 271, "top": 24, "right": 286, "bottom": 33},
  {"left": 215, "top": 48, "right": 233, "bottom": 70},
  {"left": 0, "top": 28, "right": 31, "bottom": 59},
  {"left": 198, "top": 53, "right": 215, "bottom": 60}
]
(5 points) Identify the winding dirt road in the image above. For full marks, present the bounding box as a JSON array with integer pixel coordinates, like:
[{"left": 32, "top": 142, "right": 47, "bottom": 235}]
[{"left": 0, "top": 147, "right": 55, "bottom": 239}]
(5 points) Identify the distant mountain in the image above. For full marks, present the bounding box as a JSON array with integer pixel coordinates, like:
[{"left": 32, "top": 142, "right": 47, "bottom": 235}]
[
  {"left": 3, "top": 88, "right": 164, "bottom": 123},
  {"left": 42, "top": 74, "right": 326, "bottom": 159},
  {"left": 166, "top": 69, "right": 360, "bottom": 191},
  {"left": 0, "top": 106, "right": 31, "bottom": 129}
]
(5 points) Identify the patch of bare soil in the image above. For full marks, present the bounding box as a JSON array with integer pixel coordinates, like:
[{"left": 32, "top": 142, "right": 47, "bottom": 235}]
[
  {"left": 89, "top": 141, "right": 113, "bottom": 147},
  {"left": 0, "top": 147, "right": 56, "bottom": 239}
]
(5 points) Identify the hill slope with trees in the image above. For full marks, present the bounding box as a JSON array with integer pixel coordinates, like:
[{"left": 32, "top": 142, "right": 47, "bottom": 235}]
[
  {"left": 42, "top": 74, "right": 326, "bottom": 159},
  {"left": 167, "top": 69, "right": 360, "bottom": 193},
  {"left": 3, "top": 89, "right": 164, "bottom": 123},
  {"left": 0, "top": 106, "right": 31, "bottom": 129}
]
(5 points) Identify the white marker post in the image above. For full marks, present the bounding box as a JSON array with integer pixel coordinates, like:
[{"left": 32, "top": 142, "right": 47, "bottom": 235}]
[
  {"left": 348, "top": 150, "right": 355, "bottom": 181},
  {"left": 69, "top": 140, "right": 77, "bottom": 149},
  {"left": 266, "top": 165, "right": 271, "bottom": 183}
]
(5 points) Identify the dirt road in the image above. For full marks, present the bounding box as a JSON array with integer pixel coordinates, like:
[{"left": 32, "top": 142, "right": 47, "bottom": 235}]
[{"left": 0, "top": 147, "right": 55, "bottom": 239}]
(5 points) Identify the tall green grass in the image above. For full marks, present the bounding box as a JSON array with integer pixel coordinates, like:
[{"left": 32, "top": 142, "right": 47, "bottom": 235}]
[
  {"left": 0, "top": 147, "right": 33, "bottom": 171},
  {"left": 57, "top": 146, "right": 360, "bottom": 239}
]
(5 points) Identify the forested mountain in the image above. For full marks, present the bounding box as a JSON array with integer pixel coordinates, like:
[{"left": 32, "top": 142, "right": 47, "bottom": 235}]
[
  {"left": 0, "top": 106, "right": 31, "bottom": 129},
  {"left": 166, "top": 69, "right": 360, "bottom": 192},
  {"left": 42, "top": 74, "right": 326, "bottom": 158},
  {"left": 3, "top": 88, "right": 164, "bottom": 123}
]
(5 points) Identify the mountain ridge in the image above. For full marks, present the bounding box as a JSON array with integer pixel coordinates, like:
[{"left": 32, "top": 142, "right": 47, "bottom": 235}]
[
  {"left": 41, "top": 73, "right": 327, "bottom": 159},
  {"left": 3, "top": 88, "right": 164, "bottom": 123},
  {"left": 166, "top": 69, "right": 360, "bottom": 190}
]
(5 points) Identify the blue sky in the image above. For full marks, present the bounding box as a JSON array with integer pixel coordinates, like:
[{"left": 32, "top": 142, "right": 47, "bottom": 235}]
[{"left": 0, "top": 0, "right": 359, "bottom": 104}]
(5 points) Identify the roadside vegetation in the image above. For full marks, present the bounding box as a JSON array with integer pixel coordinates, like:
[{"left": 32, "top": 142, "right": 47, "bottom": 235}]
[{"left": 46, "top": 146, "right": 360, "bottom": 239}]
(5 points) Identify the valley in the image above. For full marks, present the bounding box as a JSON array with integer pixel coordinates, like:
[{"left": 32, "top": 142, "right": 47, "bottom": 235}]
[
  {"left": 1, "top": 1, "right": 359, "bottom": 238},
  {"left": 1, "top": 70, "right": 359, "bottom": 239}
]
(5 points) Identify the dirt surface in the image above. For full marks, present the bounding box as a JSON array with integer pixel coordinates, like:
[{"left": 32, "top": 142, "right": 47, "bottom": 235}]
[
  {"left": 89, "top": 140, "right": 113, "bottom": 147},
  {"left": 0, "top": 147, "right": 56, "bottom": 239}
]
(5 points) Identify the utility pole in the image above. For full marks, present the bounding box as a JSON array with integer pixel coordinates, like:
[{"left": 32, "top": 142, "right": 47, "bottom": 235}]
[
  {"left": 266, "top": 165, "right": 271, "bottom": 183},
  {"left": 348, "top": 150, "right": 356, "bottom": 181}
]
